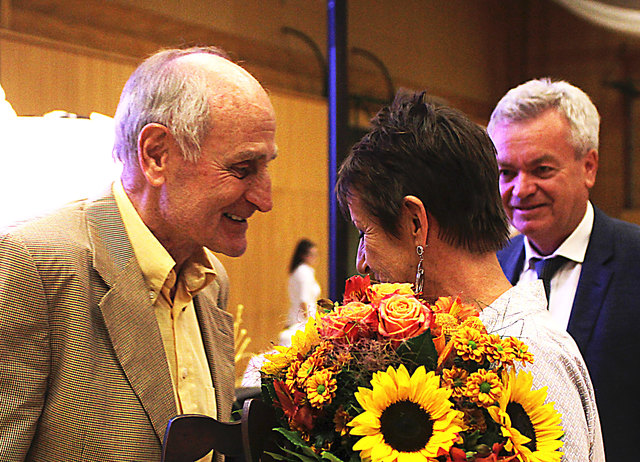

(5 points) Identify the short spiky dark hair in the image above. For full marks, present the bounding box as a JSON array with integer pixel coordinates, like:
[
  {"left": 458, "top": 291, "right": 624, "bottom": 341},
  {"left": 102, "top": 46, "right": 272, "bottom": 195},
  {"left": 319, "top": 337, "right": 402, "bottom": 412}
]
[{"left": 336, "top": 90, "right": 509, "bottom": 253}]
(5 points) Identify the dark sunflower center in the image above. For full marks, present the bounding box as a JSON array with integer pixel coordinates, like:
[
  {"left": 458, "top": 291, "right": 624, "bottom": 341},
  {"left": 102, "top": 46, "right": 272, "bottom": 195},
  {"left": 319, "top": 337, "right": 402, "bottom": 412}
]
[
  {"left": 379, "top": 400, "right": 433, "bottom": 452},
  {"left": 506, "top": 402, "right": 537, "bottom": 451}
]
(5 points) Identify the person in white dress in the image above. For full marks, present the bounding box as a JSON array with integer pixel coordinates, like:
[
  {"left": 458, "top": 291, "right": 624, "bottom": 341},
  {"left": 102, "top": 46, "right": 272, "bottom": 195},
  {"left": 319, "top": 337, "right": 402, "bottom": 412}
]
[{"left": 280, "top": 239, "right": 321, "bottom": 346}]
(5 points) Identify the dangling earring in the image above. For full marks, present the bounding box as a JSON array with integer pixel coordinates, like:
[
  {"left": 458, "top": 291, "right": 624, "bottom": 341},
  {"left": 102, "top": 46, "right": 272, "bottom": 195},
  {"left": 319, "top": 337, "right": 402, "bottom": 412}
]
[{"left": 414, "top": 245, "right": 425, "bottom": 294}]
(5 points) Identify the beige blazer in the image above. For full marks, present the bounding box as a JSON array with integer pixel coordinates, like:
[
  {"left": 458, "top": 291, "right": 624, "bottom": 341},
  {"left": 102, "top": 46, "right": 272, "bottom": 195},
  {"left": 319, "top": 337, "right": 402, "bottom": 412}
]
[{"left": 0, "top": 192, "right": 235, "bottom": 461}]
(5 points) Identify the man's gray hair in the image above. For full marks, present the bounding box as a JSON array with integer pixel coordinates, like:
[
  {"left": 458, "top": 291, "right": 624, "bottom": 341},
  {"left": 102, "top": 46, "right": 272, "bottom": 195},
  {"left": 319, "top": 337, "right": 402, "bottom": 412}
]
[
  {"left": 113, "top": 46, "right": 229, "bottom": 166},
  {"left": 487, "top": 78, "right": 600, "bottom": 158}
]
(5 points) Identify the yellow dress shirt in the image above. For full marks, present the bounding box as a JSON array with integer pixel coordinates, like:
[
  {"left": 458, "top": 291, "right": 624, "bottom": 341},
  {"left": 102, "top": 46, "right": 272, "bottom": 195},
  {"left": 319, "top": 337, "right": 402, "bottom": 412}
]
[{"left": 113, "top": 181, "right": 218, "bottom": 422}]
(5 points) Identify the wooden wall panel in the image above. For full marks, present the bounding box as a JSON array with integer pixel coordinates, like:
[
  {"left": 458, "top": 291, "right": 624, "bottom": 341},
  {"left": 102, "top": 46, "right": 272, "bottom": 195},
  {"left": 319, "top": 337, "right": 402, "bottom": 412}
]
[{"left": 0, "top": 33, "right": 135, "bottom": 116}]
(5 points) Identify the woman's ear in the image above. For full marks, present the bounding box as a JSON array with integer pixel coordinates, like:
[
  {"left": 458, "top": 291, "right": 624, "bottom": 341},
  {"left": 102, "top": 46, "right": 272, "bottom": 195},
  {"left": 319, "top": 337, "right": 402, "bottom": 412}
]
[
  {"left": 402, "top": 195, "right": 428, "bottom": 246},
  {"left": 137, "top": 123, "right": 172, "bottom": 187}
]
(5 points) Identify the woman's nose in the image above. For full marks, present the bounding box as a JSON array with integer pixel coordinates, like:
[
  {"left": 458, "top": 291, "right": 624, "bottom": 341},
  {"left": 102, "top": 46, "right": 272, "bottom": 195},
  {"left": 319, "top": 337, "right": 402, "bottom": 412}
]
[{"left": 355, "top": 240, "right": 369, "bottom": 275}]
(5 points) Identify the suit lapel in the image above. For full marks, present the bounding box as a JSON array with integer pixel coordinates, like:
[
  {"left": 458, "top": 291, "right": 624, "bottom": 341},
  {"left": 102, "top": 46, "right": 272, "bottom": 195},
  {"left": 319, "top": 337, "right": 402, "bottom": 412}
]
[
  {"left": 86, "top": 192, "right": 176, "bottom": 442},
  {"left": 568, "top": 207, "right": 614, "bottom": 352},
  {"left": 195, "top": 288, "right": 235, "bottom": 422},
  {"left": 497, "top": 234, "right": 526, "bottom": 285}
]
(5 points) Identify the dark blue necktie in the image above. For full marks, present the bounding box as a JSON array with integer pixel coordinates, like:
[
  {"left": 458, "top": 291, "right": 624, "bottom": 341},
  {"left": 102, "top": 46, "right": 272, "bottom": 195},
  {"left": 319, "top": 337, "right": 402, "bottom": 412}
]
[{"left": 533, "top": 256, "right": 569, "bottom": 302}]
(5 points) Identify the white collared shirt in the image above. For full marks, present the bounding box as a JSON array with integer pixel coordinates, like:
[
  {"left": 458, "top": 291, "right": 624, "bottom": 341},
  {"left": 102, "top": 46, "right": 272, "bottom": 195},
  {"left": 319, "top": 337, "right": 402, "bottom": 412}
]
[{"left": 517, "top": 202, "right": 594, "bottom": 330}]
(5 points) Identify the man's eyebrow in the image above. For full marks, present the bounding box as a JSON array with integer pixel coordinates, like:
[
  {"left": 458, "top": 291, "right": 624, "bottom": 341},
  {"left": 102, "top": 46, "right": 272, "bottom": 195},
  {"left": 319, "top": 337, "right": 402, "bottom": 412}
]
[{"left": 236, "top": 148, "right": 278, "bottom": 162}]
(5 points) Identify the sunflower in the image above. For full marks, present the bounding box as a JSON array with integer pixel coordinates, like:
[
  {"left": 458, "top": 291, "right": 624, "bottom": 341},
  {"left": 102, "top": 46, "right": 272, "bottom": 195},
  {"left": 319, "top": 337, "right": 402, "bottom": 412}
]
[
  {"left": 348, "top": 364, "right": 463, "bottom": 462},
  {"left": 488, "top": 369, "right": 564, "bottom": 462}
]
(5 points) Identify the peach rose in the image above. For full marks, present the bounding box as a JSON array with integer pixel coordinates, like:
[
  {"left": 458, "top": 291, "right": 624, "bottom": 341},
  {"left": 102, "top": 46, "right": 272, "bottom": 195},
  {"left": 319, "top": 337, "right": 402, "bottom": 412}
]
[
  {"left": 319, "top": 302, "right": 379, "bottom": 344},
  {"left": 378, "top": 294, "right": 431, "bottom": 347},
  {"left": 367, "top": 283, "right": 415, "bottom": 306}
]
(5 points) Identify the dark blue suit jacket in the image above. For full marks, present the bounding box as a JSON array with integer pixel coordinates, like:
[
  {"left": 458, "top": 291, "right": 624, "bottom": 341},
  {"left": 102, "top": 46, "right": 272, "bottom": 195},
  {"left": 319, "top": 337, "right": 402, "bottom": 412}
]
[{"left": 498, "top": 206, "right": 640, "bottom": 460}]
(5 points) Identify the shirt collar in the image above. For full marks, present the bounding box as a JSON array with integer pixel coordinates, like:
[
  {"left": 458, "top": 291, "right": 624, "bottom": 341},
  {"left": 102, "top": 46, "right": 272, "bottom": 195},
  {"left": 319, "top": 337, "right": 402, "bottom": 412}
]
[
  {"left": 112, "top": 180, "right": 217, "bottom": 296},
  {"left": 524, "top": 201, "right": 594, "bottom": 267}
]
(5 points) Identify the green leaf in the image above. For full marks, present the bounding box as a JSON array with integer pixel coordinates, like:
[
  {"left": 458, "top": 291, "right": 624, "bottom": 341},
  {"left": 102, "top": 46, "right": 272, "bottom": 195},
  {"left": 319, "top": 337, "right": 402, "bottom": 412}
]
[
  {"left": 279, "top": 446, "right": 320, "bottom": 462},
  {"left": 264, "top": 451, "right": 296, "bottom": 461},
  {"left": 262, "top": 381, "right": 277, "bottom": 405},
  {"left": 320, "top": 451, "right": 345, "bottom": 462},
  {"left": 395, "top": 329, "right": 438, "bottom": 371},
  {"left": 274, "top": 427, "right": 313, "bottom": 449}
]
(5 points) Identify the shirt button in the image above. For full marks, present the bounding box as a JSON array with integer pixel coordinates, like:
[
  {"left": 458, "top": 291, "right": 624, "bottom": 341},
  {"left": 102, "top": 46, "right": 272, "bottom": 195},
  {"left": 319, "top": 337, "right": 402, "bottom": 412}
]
[
  {"left": 149, "top": 290, "right": 156, "bottom": 300},
  {"left": 181, "top": 368, "right": 189, "bottom": 379}
]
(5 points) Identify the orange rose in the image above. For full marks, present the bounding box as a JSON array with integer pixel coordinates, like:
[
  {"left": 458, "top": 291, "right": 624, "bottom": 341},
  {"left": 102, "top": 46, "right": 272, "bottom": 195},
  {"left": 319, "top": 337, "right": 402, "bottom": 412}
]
[
  {"left": 367, "top": 283, "right": 415, "bottom": 306},
  {"left": 378, "top": 294, "right": 431, "bottom": 347},
  {"left": 319, "top": 302, "right": 379, "bottom": 344}
]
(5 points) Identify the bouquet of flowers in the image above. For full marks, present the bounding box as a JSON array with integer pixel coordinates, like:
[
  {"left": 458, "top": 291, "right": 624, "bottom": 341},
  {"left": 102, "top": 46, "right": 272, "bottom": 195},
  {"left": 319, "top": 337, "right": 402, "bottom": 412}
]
[{"left": 259, "top": 276, "right": 563, "bottom": 462}]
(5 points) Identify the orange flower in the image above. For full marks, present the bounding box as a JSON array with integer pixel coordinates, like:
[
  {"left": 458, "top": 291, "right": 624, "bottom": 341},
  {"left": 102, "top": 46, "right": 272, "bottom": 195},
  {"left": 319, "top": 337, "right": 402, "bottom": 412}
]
[
  {"left": 431, "top": 312, "right": 459, "bottom": 338},
  {"left": 460, "top": 316, "right": 487, "bottom": 334},
  {"left": 378, "top": 293, "right": 431, "bottom": 347},
  {"left": 319, "top": 301, "right": 379, "bottom": 344},
  {"left": 333, "top": 406, "right": 350, "bottom": 436},
  {"left": 343, "top": 274, "right": 371, "bottom": 303},
  {"left": 306, "top": 369, "right": 338, "bottom": 408},
  {"left": 501, "top": 337, "right": 534, "bottom": 366},
  {"left": 441, "top": 366, "right": 469, "bottom": 399},
  {"left": 452, "top": 326, "right": 485, "bottom": 363},
  {"left": 432, "top": 296, "right": 480, "bottom": 321},
  {"left": 295, "top": 355, "right": 322, "bottom": 386},
  {"left": 484, "top": 334, "right": 509, "bottom": 364},
  {"left": 465, "top": 369, "right": 503, "bottom": 407},
  {"left": 367, "top": 283, "right": 415, "bottom": 306}
]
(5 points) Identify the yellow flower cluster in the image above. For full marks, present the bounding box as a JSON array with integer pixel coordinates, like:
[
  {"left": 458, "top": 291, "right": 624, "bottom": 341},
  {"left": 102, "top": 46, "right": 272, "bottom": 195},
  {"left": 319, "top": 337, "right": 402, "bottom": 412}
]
[
  {"left": 262, "top": 316, "right": 321, "bottom": 375},
  {"left": 443, "top": 325, "right": 535, "bottom": 369}
]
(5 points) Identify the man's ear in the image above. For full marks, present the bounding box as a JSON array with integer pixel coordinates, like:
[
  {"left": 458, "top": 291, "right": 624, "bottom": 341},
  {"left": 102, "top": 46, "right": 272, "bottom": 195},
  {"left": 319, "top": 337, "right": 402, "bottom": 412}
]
[
  {"left": 402, "top": 195, "right": 429, "bottom": 246},
  {"left": 583, "top": 148, "right": 598, "bottom": 189},
  {"left": 137, "top": 123, "right": 172, "bottom": 187}
]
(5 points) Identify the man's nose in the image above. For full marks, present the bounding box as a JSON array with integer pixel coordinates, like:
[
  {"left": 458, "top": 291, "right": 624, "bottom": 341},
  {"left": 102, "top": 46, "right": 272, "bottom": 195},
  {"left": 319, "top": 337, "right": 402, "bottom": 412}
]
[
  {"left": 246, "top": 173, "right": 272, "bottom": 212},
  {"left": 512, "top": 173, "right": 536, "bottom": 198}
]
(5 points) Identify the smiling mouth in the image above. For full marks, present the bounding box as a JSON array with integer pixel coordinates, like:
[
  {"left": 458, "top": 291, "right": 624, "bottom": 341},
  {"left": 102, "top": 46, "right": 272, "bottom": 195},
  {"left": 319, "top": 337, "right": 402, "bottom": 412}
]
[
  {"left": 513, "top": 204, "right": 544, "bottom": 211},
  {"left": 223, "top": 213, "right": 247, "bottom": 223}
]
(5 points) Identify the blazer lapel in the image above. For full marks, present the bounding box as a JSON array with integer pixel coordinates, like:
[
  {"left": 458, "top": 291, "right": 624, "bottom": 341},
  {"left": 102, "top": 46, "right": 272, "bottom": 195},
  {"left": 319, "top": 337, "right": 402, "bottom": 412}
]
[
  {"left": 86, "top": 192, "right": 177, "bottom": 442},
  {"left": 568, "top": 207, "right": 614, "bottom": 352},
  {"left": 195, "top": 288, "right": 235, "bottom": 422}
]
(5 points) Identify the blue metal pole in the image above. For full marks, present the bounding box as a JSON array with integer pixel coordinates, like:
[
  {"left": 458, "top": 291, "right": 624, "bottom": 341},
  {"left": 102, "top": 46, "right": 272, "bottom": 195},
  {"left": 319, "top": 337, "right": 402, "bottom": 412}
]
[{"left": 327, "top": 0, "right": 348, "bottom": 300}]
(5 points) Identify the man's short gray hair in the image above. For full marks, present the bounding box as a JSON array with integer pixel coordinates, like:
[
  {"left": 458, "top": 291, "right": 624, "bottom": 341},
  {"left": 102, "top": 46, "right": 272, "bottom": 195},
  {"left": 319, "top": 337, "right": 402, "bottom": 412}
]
[
  {"left": 487, "top": 78, "right": 600, "bottom": 158},
  {"left": 113, "top": 46, "right": 229, "bottom": 167}
]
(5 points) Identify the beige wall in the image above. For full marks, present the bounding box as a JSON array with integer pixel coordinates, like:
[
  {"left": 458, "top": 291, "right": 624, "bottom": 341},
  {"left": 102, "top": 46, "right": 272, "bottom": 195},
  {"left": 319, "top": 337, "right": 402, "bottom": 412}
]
[{"left": 112, "top": 0, "right": 512, "bottom": 112}]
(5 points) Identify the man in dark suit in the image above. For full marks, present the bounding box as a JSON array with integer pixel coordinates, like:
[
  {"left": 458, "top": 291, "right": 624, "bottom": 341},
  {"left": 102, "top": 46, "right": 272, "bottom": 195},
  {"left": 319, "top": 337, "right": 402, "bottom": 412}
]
[
  {"left": 488, "top": 78, "right": 640, "bottom": 461},
  {"left": 0, "top": 47, "right": 277, "bottom": 460}
]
